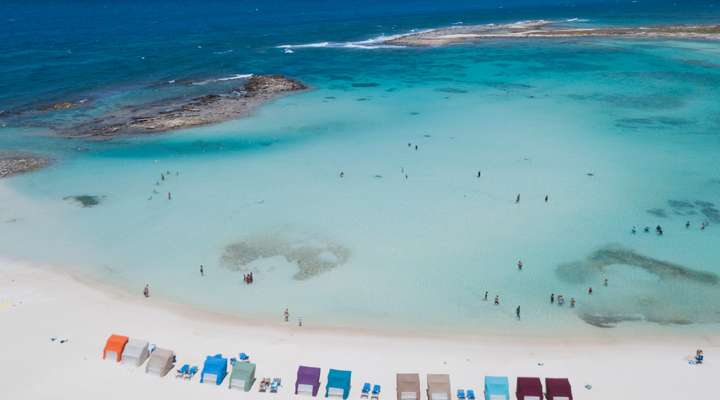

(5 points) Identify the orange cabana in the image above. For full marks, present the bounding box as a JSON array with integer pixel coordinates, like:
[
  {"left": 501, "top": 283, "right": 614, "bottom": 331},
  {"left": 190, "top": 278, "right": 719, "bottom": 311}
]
[{"left": 103, "top": 334, "right": 129, "bottom": 362}]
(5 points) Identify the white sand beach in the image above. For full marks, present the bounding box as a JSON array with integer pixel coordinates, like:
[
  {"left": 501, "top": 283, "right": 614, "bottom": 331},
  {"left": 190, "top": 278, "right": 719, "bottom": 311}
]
[{"left": 1, "top": 259, "right": 716, "bottom": 399}]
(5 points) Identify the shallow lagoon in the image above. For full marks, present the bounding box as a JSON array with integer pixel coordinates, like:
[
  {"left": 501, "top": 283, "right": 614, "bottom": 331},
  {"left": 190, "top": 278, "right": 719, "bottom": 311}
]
[{"left": 1, "top": 38, "right": 720, "bottom": 336}]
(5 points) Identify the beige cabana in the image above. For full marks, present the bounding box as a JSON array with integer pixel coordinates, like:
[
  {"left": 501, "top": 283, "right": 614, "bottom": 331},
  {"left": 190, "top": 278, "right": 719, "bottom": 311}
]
[
  {"left": 397, "top": 373, "right": 421, "bottom": 400},
  {"left": 427, "top": 374, "right": 451, "bottom": 400},
  {"left": 145, "top": 348, "right": 175, "bottom": 377},
  {"left": 121, "top": 339, "right": 150, "bottom": 367}
]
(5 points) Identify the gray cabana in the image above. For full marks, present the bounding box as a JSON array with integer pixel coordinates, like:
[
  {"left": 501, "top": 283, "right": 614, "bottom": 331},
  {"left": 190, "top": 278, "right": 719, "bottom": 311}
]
[
  {"left": 229, "top": 362, "right": 256, "bottom": 391},
  {"left": 121, "top": 339, "right": 150, "bottom": 367},
  {"left": 427, "top": 374, "right": 451, "bottom": 400},
  {"left": 145, "top": 348, "right": 175, "bottom": 377},
  {"left": 397, "top": 373, "right": 421, "bottom": 400}
]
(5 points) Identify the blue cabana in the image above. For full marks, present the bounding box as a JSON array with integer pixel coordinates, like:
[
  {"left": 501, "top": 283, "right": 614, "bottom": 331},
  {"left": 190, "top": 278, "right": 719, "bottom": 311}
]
[
  {"left": 484, "top": 376, "right": 509, "bottom": 400},
  {"left": 325, "top": 369, "right": 352, "bottom": 399},
  {"left": 200, "top": 354, "right": 228, "bottom": 385}
]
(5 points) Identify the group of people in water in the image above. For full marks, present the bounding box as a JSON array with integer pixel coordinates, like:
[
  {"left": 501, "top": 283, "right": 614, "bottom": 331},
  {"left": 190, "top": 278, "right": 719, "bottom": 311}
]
[
  {"left": 147, "top": 169, "right": 180, "bottom": 201},
  {"left": 243, "top": 272, "right": 255, "bottom": 284},
  {"left": 632, "top": 220, "right": 711, "bottom": 235}
]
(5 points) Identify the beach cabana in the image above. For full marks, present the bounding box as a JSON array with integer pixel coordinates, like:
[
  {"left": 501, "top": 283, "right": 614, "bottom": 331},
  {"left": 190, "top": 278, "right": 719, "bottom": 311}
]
[
  {"left": 121, "top": 339, "right": 150, "bottom": 367},
  {"left": 145, "top": 348, "right": 175, "bottom": 377},
  {"left": 516, "top": 377, "right": 543, "bottom": 400},
  {"left": 325, "top": 369, "right": 352, "bottom": 399},
  {"left": 396, "top": 373, "right": 421, "bottom": 400},
  {"left": 427, "top": 374, "right": 451, "bottom": 400},
  {"left": 545, "top": 378, "right": 573, "bottom": 400},
  {"left": 296, "top": 366, "right": 321, "bottom": 396},
  {"left": 229, "top": 362, "right": 256, "bottom": 391},
  {"left": 102, "top": 334, "right": 128, "bottom": 362},
  {"left": 200, "top": 354, "right": 228, "bottom": 385},
  {"left": 484, "top": 376, "right": 510, "bottom": 400}
]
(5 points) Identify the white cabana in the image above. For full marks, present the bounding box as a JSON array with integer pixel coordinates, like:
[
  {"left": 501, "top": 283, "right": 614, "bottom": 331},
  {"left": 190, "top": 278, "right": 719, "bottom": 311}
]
[{"left": 121, "top": 339, "right": 150, "bottom": 367}]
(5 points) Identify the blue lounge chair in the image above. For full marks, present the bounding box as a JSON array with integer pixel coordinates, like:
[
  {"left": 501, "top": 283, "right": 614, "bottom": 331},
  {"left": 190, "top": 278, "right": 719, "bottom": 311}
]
[
  {"left": 467, "top": 389, "right": 476, "bottom": 400},
  {"left": 458, "top": 389, "right": 466, "bottom": 400},
  {"left": 371, "top": 384, "right": 381, "bottom": 400},
  {"left": 361, "top": 383, "right": 371, "bottom": 398},
  {"left": 188, "top": 366, "right": 199, "bottom": 380},
  {"left": 239, "top": 352, "right": 249, "bottom": 361},
  {"left": 175, "top": 364, "right": 189, "bottom": 378},
  {"left": 271, "top": 378, "right": 281, "bottom": 393}
]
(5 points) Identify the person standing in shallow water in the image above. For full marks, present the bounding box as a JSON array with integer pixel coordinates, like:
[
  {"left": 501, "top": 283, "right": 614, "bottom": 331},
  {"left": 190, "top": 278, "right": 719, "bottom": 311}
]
[
  {"left": 283, "top": 308, "right": 289, "bottom": 322},
  {"left": 545, "top": 195, "right": 549, "bottom": 202},
  {"left": 604, "top": 278, "right": 608, "bottom": 287},
  {"left": 484, "top": 291, "right": 488, "bottom": 301},
  {"left": 200, "top": 265, "right": 204, "bottom": 277},
  {"left": 515, "top": 194, "right": 521, "bottom": 204},
  {"left": 686, "top": 221, "right": 691, "bottom": 229},
  {"left": 517, "top": 260, "right": 523, "bottom": 270},
  {"left": 494, "top": 295, "right": 500, "bottom": 305},
  {"left": 143, "top": 284, "right": 150, "bottom": 298},
  {"left": 588, "top": 287, "right": 593, "bottom": 295},
  {"left": 339, "top": 171, "right": 344, "bottom": 178},
  {"left": 516, "top": 306, "right": 521, "bottom": 319},
  {"left": 477, "top": 170, "right": 481, "bottom": 178},
  {"left": 550, "top": 293, "right": 555, "bottom": 304}
]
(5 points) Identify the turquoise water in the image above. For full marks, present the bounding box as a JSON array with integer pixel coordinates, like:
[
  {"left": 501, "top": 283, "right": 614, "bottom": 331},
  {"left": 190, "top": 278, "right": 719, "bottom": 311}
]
[{"left": 1, "top": 1, "right": 720, "bottom": 336}]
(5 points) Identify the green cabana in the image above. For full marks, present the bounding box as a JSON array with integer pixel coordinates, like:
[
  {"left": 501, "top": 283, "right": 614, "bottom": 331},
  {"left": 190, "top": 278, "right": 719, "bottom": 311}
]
[{"left": 229, "top": 362, "right": 256, "bottom": 391}]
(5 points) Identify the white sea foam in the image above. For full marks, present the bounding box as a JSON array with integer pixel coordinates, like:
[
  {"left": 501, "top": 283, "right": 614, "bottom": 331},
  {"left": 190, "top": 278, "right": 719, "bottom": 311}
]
[
  {"left": 212, "top": 49, "right": 234, "bottom": 55},
  {"left": 277, "top": 33, "right": 409, "bottom": 50},
  {"left": 191, "top": 74, "right": 254, "bottom": 86},
  {"left": 566, "top": 18, "right": 590, "bottom": 23}
]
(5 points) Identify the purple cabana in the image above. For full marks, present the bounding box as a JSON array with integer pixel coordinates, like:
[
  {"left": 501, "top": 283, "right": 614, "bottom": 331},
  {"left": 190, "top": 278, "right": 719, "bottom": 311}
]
[{"left": 295, "top": 366, "right": 321, "bottom": 396}]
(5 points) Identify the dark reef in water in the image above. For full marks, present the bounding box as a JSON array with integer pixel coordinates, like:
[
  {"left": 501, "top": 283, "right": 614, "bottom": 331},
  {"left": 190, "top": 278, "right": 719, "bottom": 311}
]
[
  {"left": 0, "top": 152, "right": 52, "bottom": 178},
  {"left": 221, "top": 233, "right": 350, "bottom": 280},
  {"left": 666, "top": 199, "right": 720, "bottom": 222},
  {"left": 557, "top": 244, "right": 718, "bottom": 285},
  {"left": 59, "top": 75, "right": 307, "bottom": 139},
  {"left": 434, "top": 87, "right": 468, "bottom": 94},
  {"left": 579, "top": 313, "right": 693, "bottom": 328},
  {"left": 351, "top": 82, "right": 380, "bottom": 88},
  {"left": 63, "top": 195, "right": 106, "bottom": 208},
  {"left": 646, "top": 208, "right": 667, "bottom": 218}
]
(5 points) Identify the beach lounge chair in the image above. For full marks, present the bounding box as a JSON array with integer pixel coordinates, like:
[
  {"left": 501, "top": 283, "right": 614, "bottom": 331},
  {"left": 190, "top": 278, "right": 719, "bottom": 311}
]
[
  {"left": 427, "top": 374, "right": 451, "bottom": 400},
  {"left": 102, "top": 334, "right": 128, "bottom": 362},
  {"left": 372, "top": 384, "right": 381, "bottom": 400},
  {"left": 200, "top": 354, "right": 228, "bottom": 385},
  {"left": 259, "top": 377, "right": 270, "bottom": 392},
  {"left": 121, "top": 339, "right": 150, "bottom": 366},
  {"left": 145, "top": 348, "right": 175, "bottom": 377},
  {"left": 458, "top": 389, "right": 466, "bottom": 400},
  {"left": 325, "top": 369, "right": 352, "bottom": 399},
  {"left": 295, "top": 365, "right": 321, "bottom": 396},
  {"left": 396, "top": 373, "right": 421, "bottom": 400},
  {"left": 271, "top": 377, "right": 281, "bottom": 393},
  {"left": 467, "top": 389, "right": 476, "bottom": 400},
  {"left": 484, "top": 376, "right": 509, "bottom": 400},
  {"left": 362, "top": 383, "right": 372, "bottom": 398},
  {"left": 176, "top": 364, "right": 190, "bottom": 378},
  {"left": 239, "top": 352, "right": 249, "bottom": 361},
  {"left": 515, "top": 377, "right": 542, "bottom": 400},
  {"left": 187, "top": 366, "right": 199, "bottom": 380},
  {"left": 544, "top": 378, "right": 573, "bottom": 400},
  {"left": 229, "top": 361, "right": 256, "bottom": 391}
]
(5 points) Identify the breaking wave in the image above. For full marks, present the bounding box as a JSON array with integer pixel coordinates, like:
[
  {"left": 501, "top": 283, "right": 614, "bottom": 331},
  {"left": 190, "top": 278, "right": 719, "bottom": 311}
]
[{"left": 191, "top": 74, "right": 254, "bottom": 85}]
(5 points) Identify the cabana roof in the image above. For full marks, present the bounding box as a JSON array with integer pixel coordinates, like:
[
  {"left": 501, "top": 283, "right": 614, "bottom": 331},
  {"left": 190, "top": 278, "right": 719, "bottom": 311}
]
[
  {"left": 297, "top": 366, "right": 321, "bottom": 384},
  {"left": 545, "top": 378, "right": 572, "bottom": 399},
  {"left": 103, "top": 334, "right": 128, "bottom": 362},
  {"left": 397, "top": 373, "right": 421, "bottom": 399},
  {"left": 123, "top": 339, "right": 148, "bottom": 356},
  {"left": 484, "top": 376, "right": 509, "bottom": 398},
  {"left": 427, "top": 374, "right": 451, "bottom": 399},
  {"left": 516, "top": 377, "right": 543, "bottom": 398},
  {"left": 327, "top": 369, "right": 352, "bottom": 388},
  {"left": 146, "top": 348, "right": 174, "bottom": 376},
  {"left": 232, "top": 362, "right": 256, "bottom": 378}
]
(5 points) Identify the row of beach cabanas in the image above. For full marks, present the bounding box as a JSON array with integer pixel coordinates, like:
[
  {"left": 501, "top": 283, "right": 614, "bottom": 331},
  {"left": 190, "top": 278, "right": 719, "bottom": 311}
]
[{"left": 103, "top": 334, "right": 573, "bottom": 399}]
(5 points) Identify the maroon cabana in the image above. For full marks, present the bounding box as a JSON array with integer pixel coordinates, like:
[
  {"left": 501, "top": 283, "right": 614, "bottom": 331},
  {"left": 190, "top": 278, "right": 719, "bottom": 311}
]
[
  {"left": 295, "top": 366, "right": 321, "bottom": 396},
  {"left": 545, "top": 378, "right": 573, "bottom": 400},
  {"left": 516, "top": 377, "right": 543, "bottom": 400}
]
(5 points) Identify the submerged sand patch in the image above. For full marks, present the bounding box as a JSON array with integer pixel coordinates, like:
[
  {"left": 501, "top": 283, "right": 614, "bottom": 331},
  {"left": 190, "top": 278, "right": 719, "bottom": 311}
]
[{"left": 220, "top": 232, "right": 350, "bottom": 280}]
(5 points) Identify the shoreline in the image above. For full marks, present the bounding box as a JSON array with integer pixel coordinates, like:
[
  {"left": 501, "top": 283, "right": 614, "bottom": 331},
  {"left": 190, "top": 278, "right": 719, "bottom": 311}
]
[
  {"left": 1, "top": 257, "right": 718, "bottom": 400},
  {"left": 3, "top": 255, "right": 719, "bottom": 346}
]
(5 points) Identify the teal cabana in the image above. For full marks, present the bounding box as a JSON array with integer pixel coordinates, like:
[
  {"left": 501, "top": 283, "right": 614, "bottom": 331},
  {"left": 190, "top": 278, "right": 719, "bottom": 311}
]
[
  {"left": 325, "top": 369, "right": 352, "bottom": 399},
  {"left": 229, "top": 362, "right": 256, "bottom": 391},
  {"left": 484, "top": 376, "right": 510, "bottom": 400},
  {"left": 200, "top": 354, "right": 228, "bottom": 385}
]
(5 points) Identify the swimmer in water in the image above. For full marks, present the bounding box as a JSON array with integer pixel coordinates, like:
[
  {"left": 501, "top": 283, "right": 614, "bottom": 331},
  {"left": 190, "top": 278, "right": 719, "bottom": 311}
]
[
  {"left": 494, "top": 295, "right": 500, "bottom": 305},
  {"left": 515, "top": 194, "right": 521, "bottom": 204}
]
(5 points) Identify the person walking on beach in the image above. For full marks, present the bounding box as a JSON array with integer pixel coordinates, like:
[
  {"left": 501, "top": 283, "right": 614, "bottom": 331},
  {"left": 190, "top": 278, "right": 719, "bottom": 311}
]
[
  {"left": 515, "top": 194, "right": 521, "bottom": 204},
  {"left": 516, "top": 306, "right": 521, "bottom": 319},
  {"left": 143, "top": 284, "right": 150, "bottom": 298},
  {"left": 550, "top": 293, "right": 555, "bottom": 304},
  {"left": 517, "top": 260, "right": 523, "bottom": 271},
  {"left": 283, "top": 308, "right": 289, "bottom": 322},
  {"left": 298, "top": 317, "right": 303, "bottom": 327},
  {"left": 494, "top": 295, "right": 500, "bottom": 305},
  {"left": 200, "top": 265, "right": 204, "bottom": 277}
]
